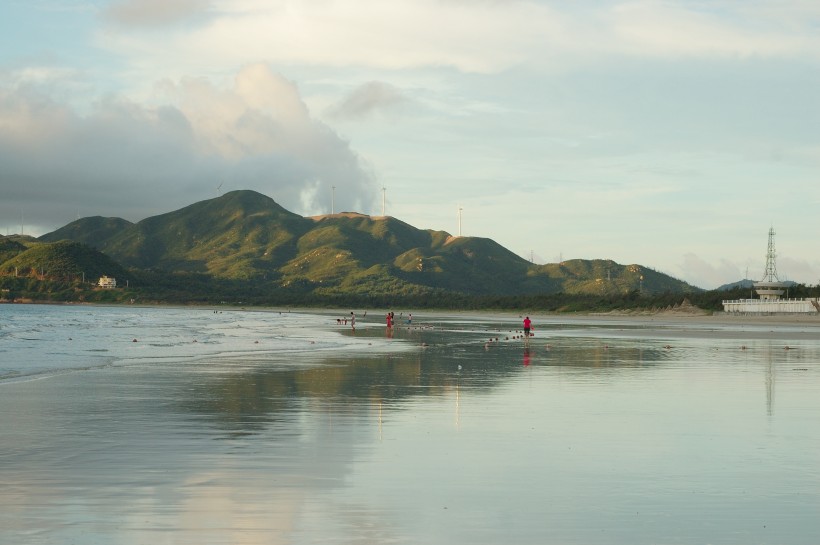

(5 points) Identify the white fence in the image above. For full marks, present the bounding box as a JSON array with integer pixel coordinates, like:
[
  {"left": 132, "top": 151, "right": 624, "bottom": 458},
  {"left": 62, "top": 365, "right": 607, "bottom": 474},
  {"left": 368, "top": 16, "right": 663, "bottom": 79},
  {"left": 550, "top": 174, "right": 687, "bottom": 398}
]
[{"left": 722, "top": 298, "right": 820, "bottom": 314}]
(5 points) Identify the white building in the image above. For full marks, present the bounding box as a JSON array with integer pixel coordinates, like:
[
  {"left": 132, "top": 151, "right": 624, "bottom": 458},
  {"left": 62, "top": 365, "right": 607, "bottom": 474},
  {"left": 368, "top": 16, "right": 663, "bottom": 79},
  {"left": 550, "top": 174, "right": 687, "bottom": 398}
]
[
  {"left": 723, "top": 298, "right": 820, "bottom": 314},
  {"left": 98, "top": 275, "right": 117, "bottom": 289}
]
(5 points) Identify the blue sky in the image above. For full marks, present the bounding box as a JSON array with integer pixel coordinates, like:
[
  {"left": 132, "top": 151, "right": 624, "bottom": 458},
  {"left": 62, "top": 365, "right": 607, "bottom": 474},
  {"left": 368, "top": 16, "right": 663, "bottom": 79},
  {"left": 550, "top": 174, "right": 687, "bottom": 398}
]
[{"left": 1, "top": 0, "right": 818, "bottom": 289}]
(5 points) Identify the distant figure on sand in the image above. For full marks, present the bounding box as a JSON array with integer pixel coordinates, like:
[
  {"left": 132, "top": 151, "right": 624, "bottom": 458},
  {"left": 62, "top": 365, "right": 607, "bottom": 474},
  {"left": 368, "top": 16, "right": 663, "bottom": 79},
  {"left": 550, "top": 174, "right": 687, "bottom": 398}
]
[
  {"left": 350, "top": 312, "right": 356, "bottom": 331},
  {"left": 523, "top": 316, "right": 532, "bottom": 338},
  {"left": 408, "top": 313, "right": 412, "bottom": 325},
  {"left": 386, "top": 313, "right": 393, "bottom": 329}
]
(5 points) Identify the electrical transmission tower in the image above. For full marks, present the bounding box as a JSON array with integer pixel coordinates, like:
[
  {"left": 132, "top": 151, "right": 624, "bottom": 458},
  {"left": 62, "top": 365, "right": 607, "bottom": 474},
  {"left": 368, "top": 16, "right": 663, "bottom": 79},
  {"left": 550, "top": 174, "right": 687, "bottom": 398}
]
[{"left": 761, "top": 226, "right": 780, "bottom": 282}]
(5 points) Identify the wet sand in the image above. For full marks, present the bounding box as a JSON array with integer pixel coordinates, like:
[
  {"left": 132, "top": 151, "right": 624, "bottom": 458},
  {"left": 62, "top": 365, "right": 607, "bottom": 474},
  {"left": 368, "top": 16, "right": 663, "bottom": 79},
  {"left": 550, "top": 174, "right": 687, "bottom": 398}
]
[{"left": 399, "top": 308, "right": 820, "bottom": 341}]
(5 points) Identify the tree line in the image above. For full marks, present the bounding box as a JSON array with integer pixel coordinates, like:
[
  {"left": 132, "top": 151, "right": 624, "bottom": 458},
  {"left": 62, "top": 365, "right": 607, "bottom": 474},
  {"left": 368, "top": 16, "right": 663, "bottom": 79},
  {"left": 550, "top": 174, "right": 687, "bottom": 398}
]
[{"left": 5, "top": 271, "right": 819, "bottom": 313}]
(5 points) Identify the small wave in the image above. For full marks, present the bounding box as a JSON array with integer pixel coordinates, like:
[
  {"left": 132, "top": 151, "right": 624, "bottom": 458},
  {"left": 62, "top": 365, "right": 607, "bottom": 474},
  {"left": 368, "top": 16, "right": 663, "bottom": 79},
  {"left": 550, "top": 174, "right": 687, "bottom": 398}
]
[{"left": 0, "top": 360, "right": 118, "bottom": 385}]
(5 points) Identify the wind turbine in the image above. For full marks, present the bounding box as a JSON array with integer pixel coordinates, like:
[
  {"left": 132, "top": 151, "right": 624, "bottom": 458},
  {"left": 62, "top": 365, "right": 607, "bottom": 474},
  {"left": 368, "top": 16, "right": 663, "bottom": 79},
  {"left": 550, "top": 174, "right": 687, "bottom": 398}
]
[
  {"left": 458, "top": 206, "right": 463, "bottom": 237},
  {"left": 216, "top": 181, "right": 224, "bottom": 196}
]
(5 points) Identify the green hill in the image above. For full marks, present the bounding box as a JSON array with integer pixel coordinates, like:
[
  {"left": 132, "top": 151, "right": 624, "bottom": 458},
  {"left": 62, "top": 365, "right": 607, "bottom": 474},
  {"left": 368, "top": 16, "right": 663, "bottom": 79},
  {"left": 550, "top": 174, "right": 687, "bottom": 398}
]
[
  {"left": 536, "top": 259, "right": 691, "bottom": 295},
  {"left": 392, "top": 235, "right": 542, "bottom": 295},
  {"left": 34, "top": 189, "right": 700, "bottom": 298},
  {"left": 39, "top": 216, "right": 133, "bottom": 249},
  {"left": 97, "top": 190, "right": 312, "bottom": 279},
  {"left": 0, "top": 236, "right": 27, "bottom": 264},
  {"left": 1, "top": 240, "right": 129, "bottom": 282}
]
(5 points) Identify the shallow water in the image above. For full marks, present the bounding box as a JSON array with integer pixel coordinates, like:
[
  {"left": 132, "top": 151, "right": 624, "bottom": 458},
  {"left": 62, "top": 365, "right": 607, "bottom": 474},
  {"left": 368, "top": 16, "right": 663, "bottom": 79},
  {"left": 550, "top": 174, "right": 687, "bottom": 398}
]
[{"left": 1, "top": 305, "right": 819, "bottom": 544}]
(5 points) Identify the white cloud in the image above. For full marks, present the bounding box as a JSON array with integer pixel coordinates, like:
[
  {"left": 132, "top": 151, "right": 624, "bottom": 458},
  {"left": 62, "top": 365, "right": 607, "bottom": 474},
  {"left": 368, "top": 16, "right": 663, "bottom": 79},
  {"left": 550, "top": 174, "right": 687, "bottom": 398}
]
[
  {"left": 609, "top": 1, "right": 814, "bottom": 59},
  {"left": 325, "top": 81, "right": 410, "bottom": 121},
  {"left": 159, "top": 64, "right": 315, "bottom": 159},
  {"left": 677, "top": 253, "right": 743, "bottom": 290},
  {"left": 93, "top": 0, "right": 820, "bottom": 83},
  {"left": 777, "top": 257, "right": 820, "bottom": 286},
  {"left": 103, "top": 0, "right": 212, "bottom": 27},
  {"left": 0, "top": 64, "right": 377, "bottom": 233}
]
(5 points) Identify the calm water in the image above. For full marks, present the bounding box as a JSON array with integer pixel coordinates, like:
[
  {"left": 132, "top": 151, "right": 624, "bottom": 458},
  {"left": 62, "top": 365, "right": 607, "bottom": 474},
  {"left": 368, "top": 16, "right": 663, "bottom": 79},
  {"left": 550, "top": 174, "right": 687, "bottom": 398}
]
[{"left": 1, "top": 305, "right": 819, "bottom": 544}]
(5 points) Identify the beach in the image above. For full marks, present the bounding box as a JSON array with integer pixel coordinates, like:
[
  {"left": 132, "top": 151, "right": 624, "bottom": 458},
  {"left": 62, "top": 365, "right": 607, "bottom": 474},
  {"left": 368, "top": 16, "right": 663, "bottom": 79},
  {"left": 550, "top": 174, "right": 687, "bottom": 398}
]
[{"left": 2, "top": 304, "right": 820, "bottom": 544}]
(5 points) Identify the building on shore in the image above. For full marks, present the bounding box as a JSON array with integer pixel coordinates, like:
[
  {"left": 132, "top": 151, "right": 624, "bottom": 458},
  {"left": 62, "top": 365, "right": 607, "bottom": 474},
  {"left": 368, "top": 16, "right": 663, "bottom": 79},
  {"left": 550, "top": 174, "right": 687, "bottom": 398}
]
[
  {"left": 723, "top": 227, "right": 819, "bottom": 314},
  {"left": 98, "top": 275, "right": 117, "bottom": 289},
  {"left": 723, "top": 298, "right": 819, "bottom": 313}
]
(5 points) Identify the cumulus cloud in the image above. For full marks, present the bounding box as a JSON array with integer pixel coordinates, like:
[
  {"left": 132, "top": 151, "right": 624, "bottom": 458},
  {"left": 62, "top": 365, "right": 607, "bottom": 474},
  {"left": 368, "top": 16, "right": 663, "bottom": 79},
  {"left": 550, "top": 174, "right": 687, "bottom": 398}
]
[
  {"left": 325, "top": 82, "right": 410, "bottom": 121},
  {"left": 0, "top": 64, "right": 377, "bottom": 235},
  {"left": 677, "top": 253, "right": 744, "bottom": 290}
]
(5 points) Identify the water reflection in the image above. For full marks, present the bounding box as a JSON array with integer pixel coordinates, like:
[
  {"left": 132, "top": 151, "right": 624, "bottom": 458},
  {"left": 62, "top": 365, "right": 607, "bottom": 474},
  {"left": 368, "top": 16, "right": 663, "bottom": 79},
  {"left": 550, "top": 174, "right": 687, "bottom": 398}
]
[
  {"left": 171, "top": 324, "right": 820, "bottom": 441},
  {"left": 766, "top": 349, "right": 776, "bottom": 417},
  {"left": 4, "top": 314, "right": 820, "bottom": 544}
]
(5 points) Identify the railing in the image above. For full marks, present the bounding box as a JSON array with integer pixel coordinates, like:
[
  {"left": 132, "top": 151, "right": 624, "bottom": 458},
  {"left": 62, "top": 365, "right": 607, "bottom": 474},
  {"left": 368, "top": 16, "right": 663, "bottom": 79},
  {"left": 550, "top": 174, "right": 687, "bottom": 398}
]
[
  {"left": 722, "top": 297, "right": 820, "bottom": 314},
  {"left": 722, "top": 297, "right": 819, "bottom": 304}
]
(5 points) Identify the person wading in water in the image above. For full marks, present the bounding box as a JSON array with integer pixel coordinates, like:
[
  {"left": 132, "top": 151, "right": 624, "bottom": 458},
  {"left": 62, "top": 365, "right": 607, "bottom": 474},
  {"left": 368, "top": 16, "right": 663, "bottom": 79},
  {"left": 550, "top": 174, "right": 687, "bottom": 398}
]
[{"left": 523, "top": 316, "right": 532, "bottom": 345}]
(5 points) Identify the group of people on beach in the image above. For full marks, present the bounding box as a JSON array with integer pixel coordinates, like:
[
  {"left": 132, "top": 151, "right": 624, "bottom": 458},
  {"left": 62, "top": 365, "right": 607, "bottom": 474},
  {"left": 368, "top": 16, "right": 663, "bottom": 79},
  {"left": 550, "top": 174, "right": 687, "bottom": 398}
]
[
  {"left": 334, "top": 310, "right": 417, "bottom": 333},
  {"left": 385, "top": 311, "right": 412, "bottom": 328},
  {"left": 336, "top": 313, "right": 354, "bottom": 327},
  {"left": 338, "top": 312, "right": 533, "bottom": 341},
  {"left": 336, "top": 311, "right": 361, "bottom": 330}
]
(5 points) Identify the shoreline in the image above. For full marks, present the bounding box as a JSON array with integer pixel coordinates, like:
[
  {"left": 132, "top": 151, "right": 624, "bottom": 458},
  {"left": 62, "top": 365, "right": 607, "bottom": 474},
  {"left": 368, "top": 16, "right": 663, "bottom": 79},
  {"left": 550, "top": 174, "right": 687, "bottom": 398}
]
[{"left": 4, "top": 299, "right": 820, "bottom": 328}]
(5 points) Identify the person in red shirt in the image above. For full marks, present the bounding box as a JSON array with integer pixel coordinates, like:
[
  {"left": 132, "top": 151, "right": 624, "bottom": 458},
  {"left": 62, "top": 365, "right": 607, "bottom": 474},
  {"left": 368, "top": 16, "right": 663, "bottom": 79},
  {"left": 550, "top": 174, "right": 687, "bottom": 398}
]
[{"left": 523, "top": 316, "right": 532, "bottom": 338}]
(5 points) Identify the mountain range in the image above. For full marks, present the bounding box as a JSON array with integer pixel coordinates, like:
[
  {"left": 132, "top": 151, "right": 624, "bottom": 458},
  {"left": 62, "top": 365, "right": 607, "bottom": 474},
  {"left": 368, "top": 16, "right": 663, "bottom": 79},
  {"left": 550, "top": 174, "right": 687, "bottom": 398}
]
[{"left": 2, "top": 190, "right": 699, "bottom": 298}]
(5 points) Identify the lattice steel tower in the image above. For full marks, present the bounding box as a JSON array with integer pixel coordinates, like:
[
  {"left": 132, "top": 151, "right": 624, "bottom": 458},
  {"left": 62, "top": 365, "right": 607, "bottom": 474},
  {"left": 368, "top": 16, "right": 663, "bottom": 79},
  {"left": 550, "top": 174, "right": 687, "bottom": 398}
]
[
  {"left": 761, "top": 226, "right": 780, "bottom": 282},
  {"left": 754, "top": 226, "right": 788, "bottom": 300}
]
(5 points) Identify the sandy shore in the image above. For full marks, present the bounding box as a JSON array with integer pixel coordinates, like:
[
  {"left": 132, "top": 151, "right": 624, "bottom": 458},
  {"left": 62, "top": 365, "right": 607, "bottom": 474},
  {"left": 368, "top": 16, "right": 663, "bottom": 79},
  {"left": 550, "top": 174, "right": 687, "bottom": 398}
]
[
  {"left": 398, "top": 308, "right": 820, "bottom": 342},
  {"left": 584, "top": 311, "right": 820, "bottom": 326},
  {"left": 10, "top": 300, "right": 820, "bottom": 326},
  {"left": 410, "top": 308, "right": 820, "bottom": 326}
]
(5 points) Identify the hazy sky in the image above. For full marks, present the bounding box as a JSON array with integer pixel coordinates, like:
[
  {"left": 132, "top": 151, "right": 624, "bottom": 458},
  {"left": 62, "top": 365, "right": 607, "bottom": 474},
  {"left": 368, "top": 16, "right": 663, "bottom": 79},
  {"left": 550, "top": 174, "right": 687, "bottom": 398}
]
[{"left": 1, "top": 0, "right": 818, "bottom": 289}]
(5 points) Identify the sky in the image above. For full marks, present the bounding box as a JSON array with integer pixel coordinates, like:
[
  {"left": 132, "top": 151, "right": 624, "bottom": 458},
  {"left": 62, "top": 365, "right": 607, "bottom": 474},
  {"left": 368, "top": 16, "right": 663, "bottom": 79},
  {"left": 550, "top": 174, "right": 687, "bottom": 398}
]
[{"left": 1, "top": 0, "right": 818, "bottom": 289}]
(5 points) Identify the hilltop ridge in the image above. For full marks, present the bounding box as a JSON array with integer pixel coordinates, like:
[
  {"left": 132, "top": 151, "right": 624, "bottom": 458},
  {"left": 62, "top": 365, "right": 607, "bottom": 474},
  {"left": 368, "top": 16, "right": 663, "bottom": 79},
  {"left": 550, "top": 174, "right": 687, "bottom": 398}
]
[{"left": 2, "top": 190, "right": 700, "bottom": 302}]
